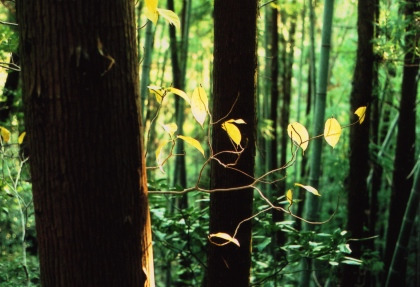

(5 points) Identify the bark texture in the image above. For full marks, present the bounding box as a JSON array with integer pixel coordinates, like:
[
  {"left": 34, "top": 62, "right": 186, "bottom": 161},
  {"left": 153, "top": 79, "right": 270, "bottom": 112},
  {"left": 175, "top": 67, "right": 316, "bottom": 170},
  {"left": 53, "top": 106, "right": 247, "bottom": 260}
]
[{"left": 16, "top": 1, "right": 151, "bottom": 286}]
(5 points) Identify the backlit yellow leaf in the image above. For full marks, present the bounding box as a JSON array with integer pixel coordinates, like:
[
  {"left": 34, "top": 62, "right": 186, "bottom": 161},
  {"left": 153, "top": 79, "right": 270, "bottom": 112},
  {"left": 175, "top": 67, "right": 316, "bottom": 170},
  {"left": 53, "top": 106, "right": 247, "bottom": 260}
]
[
  {"left": 148, "top": 85, "right": 165, "bottom": 104},
  {"left": 295, "top": 183, "right": 321, "bottom": 196},
  {"left": 324, "top": 118, "right": 341, "bottom": 148},
  {"left": 145, "top": 0, "right": 159, "bottom": 24},
  {"left": 208, "top": 232, "right": 240, "bottom": 247},
  {"left": 221, "top": 119, "right": 246, "bottom": 146},
  {"left": 155, "top": 140, "right": 170, "bottom": 173},
  {"left": 167, "top": 87, "right": 190, "bottom": 104},
  {"left": 18, "top": 132, "right": 26, "bottom": 145},
  {"left": 191, "top": 86, "right": 208, "bottom": 127},
  {"left": 287, "top": 122, "right": 309, "bottom": 153},
  {"left": 161, "top": 123, "right": 178, "bottom": 137},
  {"left": 354, "top": 106, "right": 367, "bottom": 124},
  {"left": 286, "top": 189, "right": 293, "bottom": 206},
  {"left": 157, "top": 8, "right": 181, "bottom": 29},
  {"left": 0, "top": 127, "right": 11, "bottom": 143},
  {"left": 177, "top": 135, "right": 205, "bottom": 157}
]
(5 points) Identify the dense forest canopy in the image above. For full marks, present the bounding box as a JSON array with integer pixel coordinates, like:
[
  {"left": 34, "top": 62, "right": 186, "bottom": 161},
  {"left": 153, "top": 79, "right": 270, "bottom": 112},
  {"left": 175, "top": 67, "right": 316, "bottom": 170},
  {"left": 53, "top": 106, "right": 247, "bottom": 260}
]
[{"left": 0, "top": 0, "right": 418, "bottom": 286}]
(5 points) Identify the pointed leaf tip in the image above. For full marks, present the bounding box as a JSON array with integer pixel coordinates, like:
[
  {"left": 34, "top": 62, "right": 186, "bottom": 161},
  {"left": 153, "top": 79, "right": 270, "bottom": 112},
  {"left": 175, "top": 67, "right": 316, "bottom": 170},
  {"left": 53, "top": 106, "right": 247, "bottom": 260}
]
[
  {"left": 208, "top": 232, "right": 240, "bottom": 247},
  {"left": 295, "top": 183, "right": 321, "bottom": 196},
  {"left": 177, "top": 135, "right": 205, "bottom": 157},
  {"left": 354, "top": 106, "right": 367, "bottom": 124},
  {"left": 191, "top": 86, "right": 208, "bottom": 127}
]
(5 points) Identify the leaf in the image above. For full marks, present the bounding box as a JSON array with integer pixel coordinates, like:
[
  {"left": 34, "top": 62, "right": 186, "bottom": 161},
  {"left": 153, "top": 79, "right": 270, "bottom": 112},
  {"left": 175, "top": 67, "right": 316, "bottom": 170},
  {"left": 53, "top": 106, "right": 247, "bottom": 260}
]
[
  {"left": 221, "top": 119, "right": 246, "bottom": 146},
  {"left": 155, "top": 140, "right": 170, "bottom": 173},
  {"left": 148, "top": 85, "right": 165, "bottom": 104},
  {"left": 0, "top": 127, "right": 11, "bottom": 143},
  {"left": 354, "top": 106, "right": 367, "bottom": 124},
  {"left": 157, "top": 8, "right": 181, "bottom": 29},
  {"left": 167, "top": 87, "right": 190, "bottom": 104},
  {"left": 324, "top": 118, "right": 342, "bottom": 148},
  {"left": 208, "top": 232, "right": 240, "bottom": 247},
  {"left": 161, "top": 123, "right": 178, "bottom": 137},
  {"left": 145, "top": 0, "right": 159, "bottom": 24},
  {"left": 18, "top": 132, "right": 26, "bottom": 145},
  {"left": 295, "top": 183, "right": 321, "bottom": 196},
  {"left": 191, "top": 86, "right": 208, "bottom": 127},
  {"left": 177, "top": 135, "right": 205, "bottom": 157},
  {"left": 287, "top": 122, "right": 309, "bottom": 153},
  {"left": 286, "top": 189, "right": 293, "bottom": 206}
]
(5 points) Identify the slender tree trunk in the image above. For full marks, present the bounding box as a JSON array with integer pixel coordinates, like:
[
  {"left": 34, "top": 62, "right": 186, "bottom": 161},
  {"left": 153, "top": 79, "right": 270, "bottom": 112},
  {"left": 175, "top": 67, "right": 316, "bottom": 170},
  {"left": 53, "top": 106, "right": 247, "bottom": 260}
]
[
  {"left": 206, "top": 1, "right": 257, "bottom": 286},
  {"left": 16, "top": 0, "right": 152, "bottom": 286},
  {"left": 341, "top": 0, "right": 375, "bottom": 286},
  {"left": 384, "top": 0, "right": 419, "bottom": 283}
]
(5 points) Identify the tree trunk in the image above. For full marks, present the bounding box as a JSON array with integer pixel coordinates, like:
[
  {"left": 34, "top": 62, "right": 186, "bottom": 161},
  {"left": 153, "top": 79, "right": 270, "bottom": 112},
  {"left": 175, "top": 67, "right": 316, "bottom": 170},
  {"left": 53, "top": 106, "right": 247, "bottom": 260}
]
[
  {"left": 341, "top": 0, "right": 374, "bottom": 286},
  {"left": 300, "top": 1, "right": 335, "bottom": 285},
  {"left": 206, "top": 0, "right": 257, "bottom": 286},
  {"left": 384, "top": 0, "right": 419, "bottom": 283},
  {"left": 16, "top": 0, "right": 152, "bottom": 286}
]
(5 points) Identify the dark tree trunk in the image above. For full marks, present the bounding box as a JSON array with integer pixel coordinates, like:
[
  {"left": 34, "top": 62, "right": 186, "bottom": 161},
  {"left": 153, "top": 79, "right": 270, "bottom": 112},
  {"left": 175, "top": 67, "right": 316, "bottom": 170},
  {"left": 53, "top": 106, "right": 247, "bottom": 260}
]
[
  {"left": 206, "top": 0, "right": 257, "bottom": 286},
  {"left": 342, "top": 0, "right": 375, "bottom": 286},
  {"left": 384, "top": 0, "right": 419, "bottom": 283},
  {"left": 16, "top": 0, "right": 151, "bottom": 286}
]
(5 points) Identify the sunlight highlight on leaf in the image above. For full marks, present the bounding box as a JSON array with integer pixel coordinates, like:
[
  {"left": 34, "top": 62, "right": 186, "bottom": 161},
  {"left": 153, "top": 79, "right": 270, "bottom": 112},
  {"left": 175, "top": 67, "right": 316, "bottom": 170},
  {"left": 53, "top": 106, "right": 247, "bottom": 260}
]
[
  {"left": 287, "top": 122, "right": 309, "bottom": 153},
  {"left": 156, "top": 140, "right": 170, "bottom": 173},
  {"left": 354, "top": 106, "right": 367, "bottom": 124},
  {"left": 161, "top": 123, "right": 178, "bottom": 137},
  {"left": 148, "top": 85, "right": 165, "bottom": 104},
  {"left": 157, "top": 9, "right": 181, "bottom": 29},
  {"left": 177, "top": 135, "right": 205, "bottom": 157},
  {"left": 191, "top": 86, "right": 208, "bottom": 127},
  {"left": 167, "top": 87, "right": 190, "bottom": 104},
  {"left": 286, "top": 189, "right": 293, "bottom": 206},
  {"left": 324, "top": 118, "right": 341, "bottom": 148},
  {"left": 145, "top": 0, "right": 159, "bottom": 24},
  {"left": 0, "top": 127, "right": 11, "bottom": 143},
  {"left": 295, "top": 183, "right": 321, "bottom": 196},
  {"left": 221, "top": 119, "right": 246, "bottom": 146},
  {"left": 18, "top": 132, "right": 26, "bottom": 145},
  {"left": 208, "top": 232, "right": 240, "bottom": 247}
]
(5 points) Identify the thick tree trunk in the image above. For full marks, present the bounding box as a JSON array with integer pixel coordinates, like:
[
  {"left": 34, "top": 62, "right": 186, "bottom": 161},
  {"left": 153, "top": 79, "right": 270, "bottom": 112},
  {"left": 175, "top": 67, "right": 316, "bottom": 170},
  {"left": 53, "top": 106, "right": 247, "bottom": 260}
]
[
  {"left": 341, "top": 0, "right": 374, "bottom": 286},
  {"left": 206, "top": 1, "right": 257, "bottom": 286},
  {"left": 384, "top": 0, "right": 419, "bottom": 283},
  {"left": 16, "top": 1, "right": 152, "bottom": 286}
]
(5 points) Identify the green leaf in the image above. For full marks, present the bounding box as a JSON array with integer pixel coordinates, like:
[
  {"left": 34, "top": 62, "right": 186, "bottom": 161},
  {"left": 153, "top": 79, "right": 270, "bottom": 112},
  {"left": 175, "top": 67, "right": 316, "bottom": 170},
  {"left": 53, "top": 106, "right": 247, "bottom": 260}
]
[
  {"left": 191, "top": 86, "right": 208, "bottom": 127},
  {"left": 324, "top": 118, "right": 341, "bottom": 148},
  {"left": 177, "top": 135, "right": 205, "bottom": 157},
  {"left": 157, "top": 9, "right": 181, "bottom": 29},
  {"left": 208, "top": 232, "right": 240, "bottom": 247}
]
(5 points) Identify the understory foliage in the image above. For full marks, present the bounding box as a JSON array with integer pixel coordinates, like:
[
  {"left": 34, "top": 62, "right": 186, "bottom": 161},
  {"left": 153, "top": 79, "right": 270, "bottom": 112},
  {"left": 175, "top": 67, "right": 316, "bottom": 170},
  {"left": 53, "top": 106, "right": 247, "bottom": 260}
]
[{"left": 0, "top": 0, "right": 418, "bottom": 286}]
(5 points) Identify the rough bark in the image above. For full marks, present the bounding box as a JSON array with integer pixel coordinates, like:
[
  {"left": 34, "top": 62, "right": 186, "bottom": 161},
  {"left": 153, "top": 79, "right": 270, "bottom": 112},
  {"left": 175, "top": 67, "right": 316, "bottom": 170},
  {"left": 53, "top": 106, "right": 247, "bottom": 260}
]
[
  {"left": 16, "top": 0, "right": 152, "bottom": 286},
  {"left": 206, "top": 0, "right": 257, "bottom": 286}
]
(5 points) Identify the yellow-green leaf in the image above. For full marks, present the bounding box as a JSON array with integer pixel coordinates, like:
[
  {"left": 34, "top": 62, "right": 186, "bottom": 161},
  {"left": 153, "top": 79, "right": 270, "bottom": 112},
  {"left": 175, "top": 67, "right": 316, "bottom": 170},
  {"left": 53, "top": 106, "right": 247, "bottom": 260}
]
[
  {"left": 148, "top": 85, "right": 165, "bottom": 104},
  {"left": 221, "top": 121, "right": 242, "bottom": 146},
  {"left": 208, "top": 232, "right": 240, "bottom": 247},
  {"left": 324, "top": 118, "right": 341, "bottom": 148},
  {"left": 191, "top": 86, "right": 208, "bottom": 127},
  {"left": 0, "top": 127, "right": 11, "bottom": 143},
  {"left": 167, "top": 87, "right": 190, "bottom": 104},
  {"left": 161, "top": 123, "right": 178, "bottom": 137},
  {"left": 145, "top": 0, "right": 159, "bottom": 24},
  {"left": 157, "top": 8, "right": 181, "bottom": 29},
  {"left": 287, "top": 122, "right": 309, "bottom": 153},
  {"left": 155, "top": 140, "right": 170, "bottom": 172},
  {"left": 354, "top": 106, "right": 367, "bottom": 124},
  {"left": 286, "top": 189, "right": 293, "bottom": 206},
  {"left": 295, "top": 183, "right": 321, "bottom": 196},
  {"left": 177, "top": 135, "right": 205, "bottom": 157},
  {"left": 18, "top": 132, "right": 26, "bottom": 145}
]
